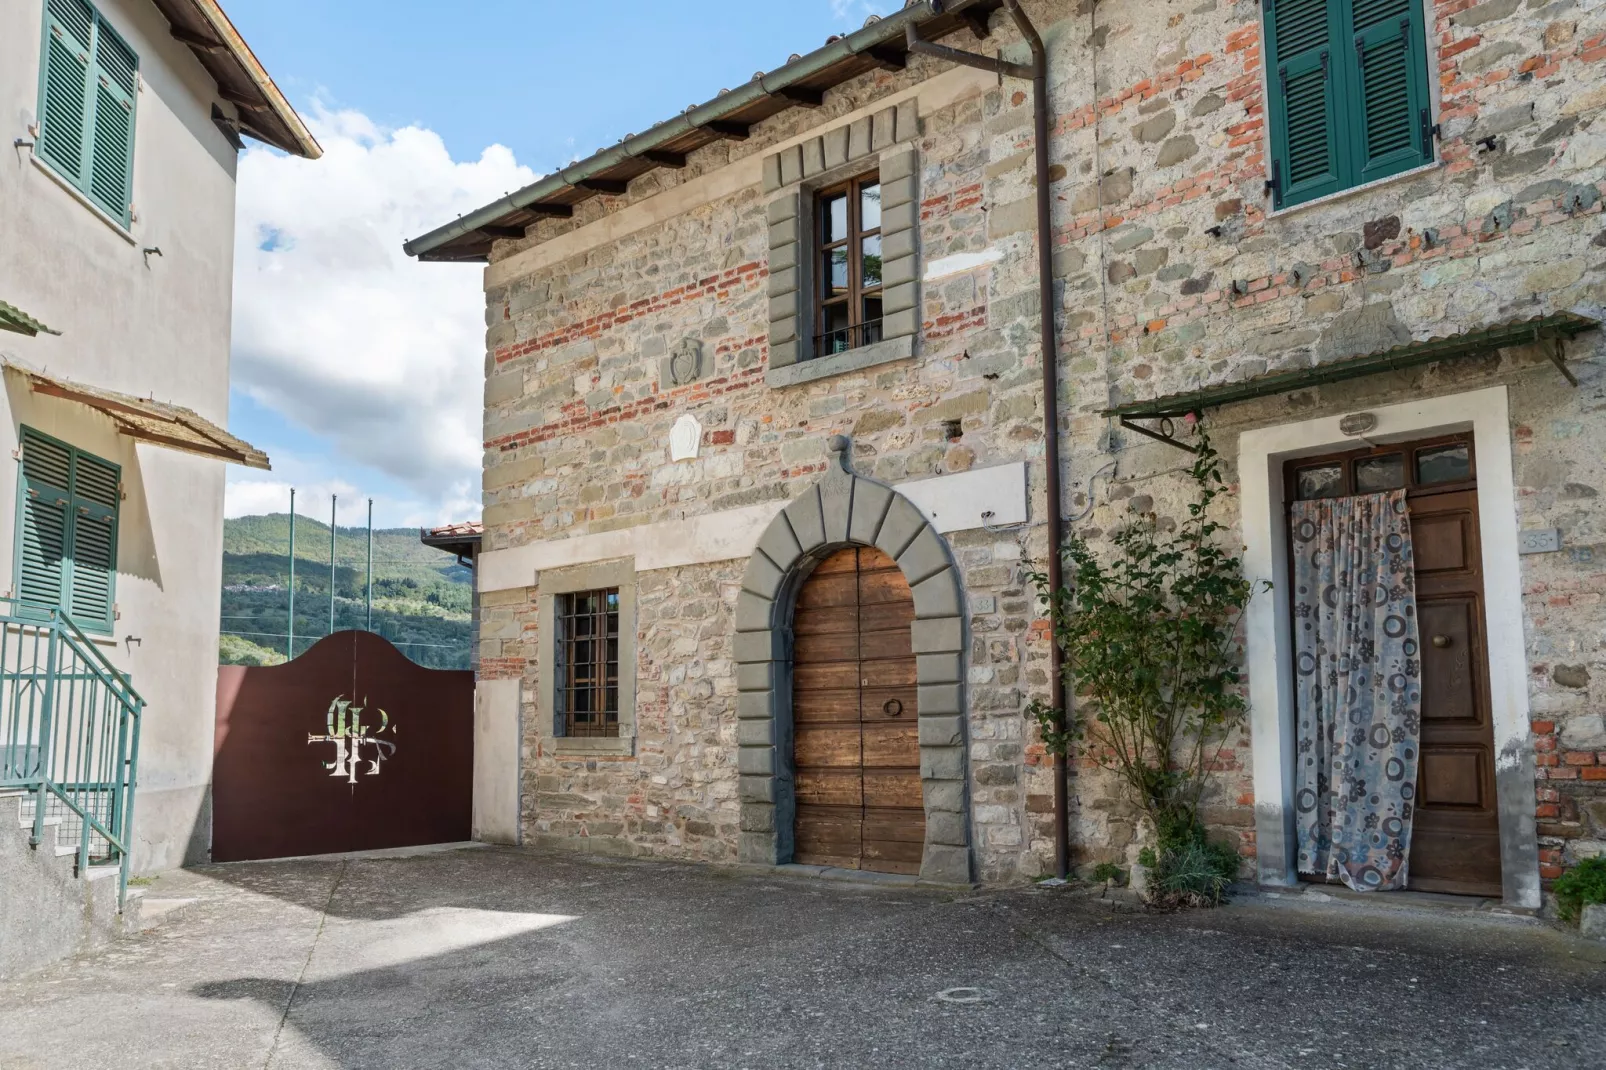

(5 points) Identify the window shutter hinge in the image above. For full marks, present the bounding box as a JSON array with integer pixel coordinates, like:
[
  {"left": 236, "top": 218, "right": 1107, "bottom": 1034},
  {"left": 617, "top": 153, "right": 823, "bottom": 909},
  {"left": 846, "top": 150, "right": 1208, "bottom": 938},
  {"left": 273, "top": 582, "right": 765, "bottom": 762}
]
[
  {"left": 1321, "top": 49, "right": 1329, "bottom": 72},
  {"left": 1265, "top": 158, "right": 1280, "bottom": 198},
  {"left": 1421, "top": 109, "right": 1437, "bottom": 153}
]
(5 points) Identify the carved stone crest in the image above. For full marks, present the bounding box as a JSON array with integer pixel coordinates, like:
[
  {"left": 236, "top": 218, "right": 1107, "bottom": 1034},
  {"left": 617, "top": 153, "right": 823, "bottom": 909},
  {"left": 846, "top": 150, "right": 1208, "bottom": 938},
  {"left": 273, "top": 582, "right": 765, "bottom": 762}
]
[{"left": 662, "top": 337, "right": 705, "bottom": 388}]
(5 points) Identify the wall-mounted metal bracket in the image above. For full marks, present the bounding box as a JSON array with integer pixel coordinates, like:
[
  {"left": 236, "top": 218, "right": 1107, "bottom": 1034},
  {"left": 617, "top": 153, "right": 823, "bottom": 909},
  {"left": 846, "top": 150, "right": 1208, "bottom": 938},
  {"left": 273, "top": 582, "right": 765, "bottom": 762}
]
[
  {"left": 1545, "top": 333, "right": 1578, "bottom": 388},
  {"left": 1118, "top": 414, "right": 1202, "bottom": 454}
]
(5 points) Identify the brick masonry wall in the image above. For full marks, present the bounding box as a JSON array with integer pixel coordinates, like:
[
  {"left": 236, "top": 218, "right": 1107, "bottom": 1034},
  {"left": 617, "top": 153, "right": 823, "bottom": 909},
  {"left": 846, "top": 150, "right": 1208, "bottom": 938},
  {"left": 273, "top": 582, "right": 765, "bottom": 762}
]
[{"left": 476, "top": 0, "right": 1606, "bottom": 883}]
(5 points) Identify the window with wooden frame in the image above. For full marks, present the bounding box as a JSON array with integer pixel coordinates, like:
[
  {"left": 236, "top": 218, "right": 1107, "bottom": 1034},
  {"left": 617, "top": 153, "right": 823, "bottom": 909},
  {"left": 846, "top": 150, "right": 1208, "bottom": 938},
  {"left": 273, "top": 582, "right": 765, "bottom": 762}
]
[
  {"left": 1286, "top": 433, "right": 1474, "bottom": 502},
  {"left": 554, "top": 588, "right": 620, "bottom": 738},
  {"left": 13, "top": 427, "right": 120, "bottom": 635},
  {"left": 1262, "top": 0, "right": 1434, "bottom": 211},
  {"left": 815, "top": 173, "right": 883, "bottom": 356},
  {"left": 37, "top": 0, "right": 139, "bottom": 226}
]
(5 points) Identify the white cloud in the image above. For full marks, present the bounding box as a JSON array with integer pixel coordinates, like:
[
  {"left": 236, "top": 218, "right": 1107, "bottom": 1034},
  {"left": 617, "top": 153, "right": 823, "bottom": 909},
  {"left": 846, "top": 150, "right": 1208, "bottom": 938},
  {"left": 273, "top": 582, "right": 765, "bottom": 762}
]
[{"left": 231, "top": 104, "right": 537, "bottom": 524}]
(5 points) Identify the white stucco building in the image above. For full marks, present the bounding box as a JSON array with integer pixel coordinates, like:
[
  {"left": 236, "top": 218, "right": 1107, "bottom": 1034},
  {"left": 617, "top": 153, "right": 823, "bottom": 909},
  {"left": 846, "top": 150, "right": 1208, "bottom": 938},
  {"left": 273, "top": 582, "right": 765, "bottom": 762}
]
[{"left": 0, "top": 0, "right": 317, "bottom": 874}]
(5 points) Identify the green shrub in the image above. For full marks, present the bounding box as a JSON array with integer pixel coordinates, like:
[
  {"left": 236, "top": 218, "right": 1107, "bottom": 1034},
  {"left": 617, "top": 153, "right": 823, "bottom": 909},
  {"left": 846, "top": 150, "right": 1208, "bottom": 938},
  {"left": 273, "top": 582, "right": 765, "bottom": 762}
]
[
  {"left": 1026, "top": 431, "right": 1265, "bottom": 910},
  {"left": 1553, "top": 856, "right": 1606, "bottom": 923},
  {"left": 1091, "top": 862, "right": 1123, "bottom": 885}
]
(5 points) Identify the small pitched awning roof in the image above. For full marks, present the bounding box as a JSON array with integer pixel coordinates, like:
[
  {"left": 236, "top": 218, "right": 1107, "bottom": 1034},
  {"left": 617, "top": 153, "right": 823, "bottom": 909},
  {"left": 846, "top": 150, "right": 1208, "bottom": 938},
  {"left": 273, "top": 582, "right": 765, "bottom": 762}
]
[
  {"left": 420, "top": 521, "right": 482, "bottom": 560},
  {"left": 0, "top": 301, "right": 60, "bottom": 337},
  {"left": 3, "top": 361, "right": 270, "bottom": 469},
  {"left": 1105, "top": 312, "right": 1601, "bottom": 419}
]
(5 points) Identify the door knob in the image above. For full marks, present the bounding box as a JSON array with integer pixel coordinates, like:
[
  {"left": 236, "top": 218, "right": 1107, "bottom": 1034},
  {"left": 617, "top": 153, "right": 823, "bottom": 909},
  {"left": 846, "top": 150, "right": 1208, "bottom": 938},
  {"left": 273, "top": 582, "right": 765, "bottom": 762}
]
[{"left": 1431, "top": 635, "right": 1452, "bottom": 648}]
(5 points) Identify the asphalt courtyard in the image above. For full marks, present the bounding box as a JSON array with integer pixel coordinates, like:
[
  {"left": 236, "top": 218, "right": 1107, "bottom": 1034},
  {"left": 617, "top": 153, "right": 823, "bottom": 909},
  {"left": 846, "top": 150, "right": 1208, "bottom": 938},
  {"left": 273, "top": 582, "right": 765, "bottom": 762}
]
[{"left": 1, "top": 844, "right": 1602, "bottom": 1070}]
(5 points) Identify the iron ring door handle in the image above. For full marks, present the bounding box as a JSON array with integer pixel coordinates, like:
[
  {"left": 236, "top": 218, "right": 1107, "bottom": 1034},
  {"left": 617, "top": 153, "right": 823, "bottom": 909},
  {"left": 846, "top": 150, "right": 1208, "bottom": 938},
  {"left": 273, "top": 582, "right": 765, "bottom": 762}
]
[
  {"left": 1431, "top": 635, "right": 1452, "bottom": 648},
  {"left": 883, "top": 699, "right": 904, "bottom": 717}
]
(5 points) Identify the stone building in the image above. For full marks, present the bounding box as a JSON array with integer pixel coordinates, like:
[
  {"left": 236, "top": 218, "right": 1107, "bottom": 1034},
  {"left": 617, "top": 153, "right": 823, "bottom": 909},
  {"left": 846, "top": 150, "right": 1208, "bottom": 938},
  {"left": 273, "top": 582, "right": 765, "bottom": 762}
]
[{"left": 406, "top": 0, "right": 1605, "bottom": 904}]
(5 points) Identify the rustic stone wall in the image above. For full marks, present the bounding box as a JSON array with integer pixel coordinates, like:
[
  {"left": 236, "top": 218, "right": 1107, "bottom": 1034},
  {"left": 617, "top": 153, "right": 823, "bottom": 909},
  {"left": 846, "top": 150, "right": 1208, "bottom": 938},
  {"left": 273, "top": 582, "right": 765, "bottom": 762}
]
[{"left": 474, "top": 0, "right": 1606, "bottom": 886}]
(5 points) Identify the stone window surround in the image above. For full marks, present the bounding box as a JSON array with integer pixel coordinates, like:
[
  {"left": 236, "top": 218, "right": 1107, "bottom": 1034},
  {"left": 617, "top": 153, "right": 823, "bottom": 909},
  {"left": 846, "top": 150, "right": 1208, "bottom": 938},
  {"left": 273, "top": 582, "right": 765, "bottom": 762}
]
[
  {"left": 1238, "top": 385, "right": 1541, "bottom": 908},
  {"left": 733, "top": 436, "right": 972, "bottom": 885},
  {"left": 535, "top": 557, "right": 638, "bottom": 756},
  {"left": 765, "top": 102, "right": 921, "bottom": 390}
]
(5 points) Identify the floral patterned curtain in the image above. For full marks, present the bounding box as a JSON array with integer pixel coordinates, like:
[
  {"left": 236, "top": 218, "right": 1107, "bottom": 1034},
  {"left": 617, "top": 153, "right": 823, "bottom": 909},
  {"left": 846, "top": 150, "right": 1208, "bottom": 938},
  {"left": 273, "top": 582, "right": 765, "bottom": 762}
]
[{"left": 1292, "top": 489, "right": 1423, "bottom": 892}]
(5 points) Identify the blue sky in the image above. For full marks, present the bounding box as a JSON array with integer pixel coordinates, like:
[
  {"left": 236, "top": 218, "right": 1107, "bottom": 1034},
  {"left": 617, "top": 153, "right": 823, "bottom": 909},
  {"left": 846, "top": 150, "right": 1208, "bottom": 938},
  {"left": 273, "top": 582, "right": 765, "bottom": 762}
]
[{"left": 221, "top": 0, "right": 901, "bottom": 527}]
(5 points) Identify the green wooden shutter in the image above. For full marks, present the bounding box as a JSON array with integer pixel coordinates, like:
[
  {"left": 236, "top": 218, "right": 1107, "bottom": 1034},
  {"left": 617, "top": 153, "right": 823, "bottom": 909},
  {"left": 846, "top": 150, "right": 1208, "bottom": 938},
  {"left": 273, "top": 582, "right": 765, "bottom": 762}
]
[
  {"left": 1347, "top": 0, "right": 1433, "bottom": 186},
  {"left": 16, "top": 431, "right": 73, "bottom": 614},
  {"left": 67, "top": 451, "right": 120, "bottom": 632},
  {"left": 86, "top": 17, "right": 137, "bottom": 224},
  {"left": 14, "top": 429, "right": 119, "bottom": 633},
  {"left": 37, "top": 0, "right": 95, "bottom": 186},
  {"left": 1264, "top": 0, "right": 1347, "bottom": 209}
]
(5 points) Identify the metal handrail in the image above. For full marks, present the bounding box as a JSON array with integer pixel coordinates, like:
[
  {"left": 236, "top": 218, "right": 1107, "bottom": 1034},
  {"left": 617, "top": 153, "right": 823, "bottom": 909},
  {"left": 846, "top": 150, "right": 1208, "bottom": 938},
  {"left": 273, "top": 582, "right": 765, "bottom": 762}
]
[{"left": 0, "top": 597, "right": 144, "bottom": 908}]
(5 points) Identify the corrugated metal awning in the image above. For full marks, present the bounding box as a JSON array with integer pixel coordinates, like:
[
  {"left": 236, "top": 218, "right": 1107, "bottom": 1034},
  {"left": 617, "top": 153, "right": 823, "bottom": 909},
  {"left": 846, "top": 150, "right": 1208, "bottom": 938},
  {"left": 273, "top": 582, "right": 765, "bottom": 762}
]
[
  {"left": 3, "top": 361, "right": 270, "bottom": 469},
  {"left": 0, "top": 301, "right": 60, "bottom": 337},
  {"left": 1106, "top": 311, "right": 1601, "bottom": 422}
]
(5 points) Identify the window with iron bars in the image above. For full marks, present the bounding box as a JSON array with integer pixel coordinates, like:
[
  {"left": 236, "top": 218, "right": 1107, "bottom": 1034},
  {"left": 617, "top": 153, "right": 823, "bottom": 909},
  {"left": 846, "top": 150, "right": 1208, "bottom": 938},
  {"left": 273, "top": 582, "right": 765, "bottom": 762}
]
[
  {"left": 814, "top": 172, "right": 883, "bottom": 357},
  {"left": 555, "top": 588, "right": 619, "bottom": 737}
]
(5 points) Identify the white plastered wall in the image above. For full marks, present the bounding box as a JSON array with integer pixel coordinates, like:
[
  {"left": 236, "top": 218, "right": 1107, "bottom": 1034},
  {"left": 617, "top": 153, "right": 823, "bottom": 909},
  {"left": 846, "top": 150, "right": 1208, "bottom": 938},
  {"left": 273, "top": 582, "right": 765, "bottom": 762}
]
[
  {"left": 0, "top": 0, "right": 243, "bottom": 872},
  {"left": 1239, "top": 385, "right": 1541, "bottom": 908}
]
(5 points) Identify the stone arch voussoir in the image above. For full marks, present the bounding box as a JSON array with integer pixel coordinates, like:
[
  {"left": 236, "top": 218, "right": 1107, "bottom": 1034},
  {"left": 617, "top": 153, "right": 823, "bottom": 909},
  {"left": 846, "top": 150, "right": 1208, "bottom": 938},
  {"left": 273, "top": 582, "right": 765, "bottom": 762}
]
[{"left": 733, "top": 435, "right": 970, "bottom": 884}]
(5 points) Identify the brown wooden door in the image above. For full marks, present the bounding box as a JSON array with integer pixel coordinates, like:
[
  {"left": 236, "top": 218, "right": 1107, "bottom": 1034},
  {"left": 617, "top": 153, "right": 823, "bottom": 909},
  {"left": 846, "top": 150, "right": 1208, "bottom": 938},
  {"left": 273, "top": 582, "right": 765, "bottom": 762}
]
[
  {"left": 1408, "top": 488, "right": 1502, "bottom": 895},
  {"left": 1286, "top": 435, "right": 1502, "bottom": 896},
  {"left": 792, "top": 547, "right": 924, "bottom": 874}
]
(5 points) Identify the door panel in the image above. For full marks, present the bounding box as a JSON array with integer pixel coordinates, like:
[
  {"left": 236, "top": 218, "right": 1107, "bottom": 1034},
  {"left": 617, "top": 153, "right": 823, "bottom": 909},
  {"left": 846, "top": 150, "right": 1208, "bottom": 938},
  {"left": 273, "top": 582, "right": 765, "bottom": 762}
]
[
  {"left": 792, "top": 546, "right": 925, "bottom": 874},
  {"left": 1410, "top": 488, "right": 1501, "bottom": 896},
  {"left": 1285, "top": 438, "right": 1501, "bottom": 897}
]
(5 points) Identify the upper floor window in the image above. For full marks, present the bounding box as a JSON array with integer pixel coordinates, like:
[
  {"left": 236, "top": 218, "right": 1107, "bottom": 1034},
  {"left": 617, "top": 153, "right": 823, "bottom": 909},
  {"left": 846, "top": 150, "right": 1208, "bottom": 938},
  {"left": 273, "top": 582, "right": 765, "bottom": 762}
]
[
  {"left": 36, "top": 0, "right": 138, "bottom": 226},
  {"left": 1263, "top": 0, "right": 1433, "bottom": 210},
  {"left": 815, "top": 173, "right": 883, "bottom": 356},
  {"left": 14, "top": 427, "right": 120, "bottom": 635}
]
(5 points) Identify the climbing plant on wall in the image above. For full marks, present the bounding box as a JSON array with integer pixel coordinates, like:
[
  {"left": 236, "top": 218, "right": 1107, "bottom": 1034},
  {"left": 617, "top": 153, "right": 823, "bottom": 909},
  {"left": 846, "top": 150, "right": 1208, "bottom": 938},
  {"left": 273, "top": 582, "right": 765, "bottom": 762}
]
[{"left": 1028, "top": 429, "right": 1264, "bottom": 906}]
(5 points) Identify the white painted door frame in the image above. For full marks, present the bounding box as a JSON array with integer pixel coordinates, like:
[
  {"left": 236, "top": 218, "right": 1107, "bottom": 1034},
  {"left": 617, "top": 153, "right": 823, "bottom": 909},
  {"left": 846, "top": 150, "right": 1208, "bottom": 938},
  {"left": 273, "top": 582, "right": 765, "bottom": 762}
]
[{"left": 1238, "top": 385, "right": 1541, "bottom": 908}]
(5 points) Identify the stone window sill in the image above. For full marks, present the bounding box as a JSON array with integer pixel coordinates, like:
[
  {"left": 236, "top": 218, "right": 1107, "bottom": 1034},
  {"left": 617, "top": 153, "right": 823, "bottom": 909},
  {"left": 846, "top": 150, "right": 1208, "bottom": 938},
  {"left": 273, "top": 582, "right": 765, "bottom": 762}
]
[
  {"left": 1265, "top": 160, "right": 1443, "bottom": 221},
  {"left": 550, "top": 736, "right": 635, "bottom": 757},
  {"left": 767, "top": 334, "right": 914, "bottom": 388}
]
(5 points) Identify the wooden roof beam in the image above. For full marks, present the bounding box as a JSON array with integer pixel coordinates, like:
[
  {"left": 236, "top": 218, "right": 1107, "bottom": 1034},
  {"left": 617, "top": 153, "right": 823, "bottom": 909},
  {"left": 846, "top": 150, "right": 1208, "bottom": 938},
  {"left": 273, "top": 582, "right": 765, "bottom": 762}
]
[
  {"left": 643, "top": 149, "right": 687, "bottom": 168},
  {"left": 480, "top": 225, "right": 527, "bottom": 239},
  {"left": 171, "top": 26, "right": 228, "bottom": 53},
  {"left": 866, "top": 46, "right": 907, "bottom": 71},
  {"left": 775, "top": 86, "right": 824, "bottom": 108},
  {"left": 578, "top": 178, "right": 629, "bottom": 195},
  {"left": 704, "top": 120, "right": 751, "bottom": 141}
]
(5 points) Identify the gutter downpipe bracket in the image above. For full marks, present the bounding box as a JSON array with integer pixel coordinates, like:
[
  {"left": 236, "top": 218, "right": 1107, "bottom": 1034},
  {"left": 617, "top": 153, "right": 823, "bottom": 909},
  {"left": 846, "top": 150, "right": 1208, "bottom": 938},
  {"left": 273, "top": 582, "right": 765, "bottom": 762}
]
[{"left": 910, "top": 0, "right": 1072, "bottom": 881}]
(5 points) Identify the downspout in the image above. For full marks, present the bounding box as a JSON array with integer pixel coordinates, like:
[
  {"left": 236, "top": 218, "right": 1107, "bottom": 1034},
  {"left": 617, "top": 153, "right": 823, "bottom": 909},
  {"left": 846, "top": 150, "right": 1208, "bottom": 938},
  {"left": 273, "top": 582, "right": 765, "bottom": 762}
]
[{"left": 908, "top": 0, "right": 1070, "bottom": 880}]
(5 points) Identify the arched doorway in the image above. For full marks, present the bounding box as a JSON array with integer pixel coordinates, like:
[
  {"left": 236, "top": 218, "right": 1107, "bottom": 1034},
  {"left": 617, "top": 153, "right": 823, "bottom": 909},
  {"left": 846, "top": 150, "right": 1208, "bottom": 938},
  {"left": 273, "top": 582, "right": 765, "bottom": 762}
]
[
  {"left": 793, "top": 546, "right": 923, "bottom": 874},
  {"left": 733, "top": 435, "right": 971, "bottom": 885}
]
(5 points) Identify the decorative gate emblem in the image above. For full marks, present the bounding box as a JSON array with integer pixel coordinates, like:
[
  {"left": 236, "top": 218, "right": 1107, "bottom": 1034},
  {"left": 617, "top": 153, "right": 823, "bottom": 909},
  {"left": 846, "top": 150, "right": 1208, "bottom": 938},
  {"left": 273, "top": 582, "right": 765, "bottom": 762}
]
[{"left": 307, "top": 696, "right": 396, "bottom": 785}]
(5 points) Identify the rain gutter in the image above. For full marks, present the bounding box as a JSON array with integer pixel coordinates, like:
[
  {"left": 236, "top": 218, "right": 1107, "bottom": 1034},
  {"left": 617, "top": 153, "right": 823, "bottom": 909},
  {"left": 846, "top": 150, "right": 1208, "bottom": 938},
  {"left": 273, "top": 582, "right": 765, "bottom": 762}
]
[{"left": 402, "top": 1, "right": 968, "bottom": 259}]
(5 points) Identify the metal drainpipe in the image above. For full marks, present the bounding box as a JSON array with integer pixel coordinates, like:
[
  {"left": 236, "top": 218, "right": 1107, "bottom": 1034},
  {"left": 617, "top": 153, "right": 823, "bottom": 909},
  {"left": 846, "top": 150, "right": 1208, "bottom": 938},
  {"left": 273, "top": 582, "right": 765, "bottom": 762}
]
[{"left": 911, "top": 0, "right": 1070, "bottom": 880}]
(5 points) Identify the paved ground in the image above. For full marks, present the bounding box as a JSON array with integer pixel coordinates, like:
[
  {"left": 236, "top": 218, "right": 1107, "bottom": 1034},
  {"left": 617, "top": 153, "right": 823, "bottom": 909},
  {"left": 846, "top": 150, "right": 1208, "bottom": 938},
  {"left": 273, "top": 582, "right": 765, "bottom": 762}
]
[{"left": 1, "top": 845, "right": 1602, "bottom": 1070}]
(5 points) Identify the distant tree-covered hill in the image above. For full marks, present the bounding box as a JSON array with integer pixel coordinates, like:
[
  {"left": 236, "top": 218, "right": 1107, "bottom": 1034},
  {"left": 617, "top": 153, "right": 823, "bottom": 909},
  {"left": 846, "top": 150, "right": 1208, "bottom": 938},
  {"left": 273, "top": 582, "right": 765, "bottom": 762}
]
[{"left": 220, "top": 513, "right": 472, "bottom": 670}]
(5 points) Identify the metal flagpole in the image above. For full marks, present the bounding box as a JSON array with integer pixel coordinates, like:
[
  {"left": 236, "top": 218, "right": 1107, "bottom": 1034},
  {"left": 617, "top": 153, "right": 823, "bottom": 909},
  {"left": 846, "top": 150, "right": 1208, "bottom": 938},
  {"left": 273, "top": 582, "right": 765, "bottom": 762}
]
[
  {"left": 329, "top": 494, "right": 338, "bottom": 636},
  {"left": 287, "top": 488, "right": 296, "bottom": 659},
  {"left": 365, "top": 498, "right": 374, "bottom": 631}
]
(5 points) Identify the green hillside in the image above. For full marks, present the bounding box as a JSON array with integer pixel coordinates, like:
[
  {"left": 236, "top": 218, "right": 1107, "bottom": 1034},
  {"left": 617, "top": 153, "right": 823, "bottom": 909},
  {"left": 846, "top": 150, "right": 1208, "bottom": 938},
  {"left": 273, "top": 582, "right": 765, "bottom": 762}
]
[{"left": 220, "top": 513, "right": 473, "bottom": 670}]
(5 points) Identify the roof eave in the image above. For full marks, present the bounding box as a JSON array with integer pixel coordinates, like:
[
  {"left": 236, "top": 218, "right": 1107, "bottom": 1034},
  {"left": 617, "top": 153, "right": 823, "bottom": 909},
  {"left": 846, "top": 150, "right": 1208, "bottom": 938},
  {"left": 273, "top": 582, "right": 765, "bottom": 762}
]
[
  {"left": 149, "top": 0, "right": 321, "bottom": 159},
  {"left": 404, "top": 0, "right": 1001, "bottom": 262}
]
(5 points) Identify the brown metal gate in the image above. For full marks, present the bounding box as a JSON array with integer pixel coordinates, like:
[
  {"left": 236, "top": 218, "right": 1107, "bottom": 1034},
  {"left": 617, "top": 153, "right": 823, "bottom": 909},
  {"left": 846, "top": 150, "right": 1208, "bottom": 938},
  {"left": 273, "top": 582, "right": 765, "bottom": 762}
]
[{"left": 212, "top": 631, "right": 474, "bottom": 862}]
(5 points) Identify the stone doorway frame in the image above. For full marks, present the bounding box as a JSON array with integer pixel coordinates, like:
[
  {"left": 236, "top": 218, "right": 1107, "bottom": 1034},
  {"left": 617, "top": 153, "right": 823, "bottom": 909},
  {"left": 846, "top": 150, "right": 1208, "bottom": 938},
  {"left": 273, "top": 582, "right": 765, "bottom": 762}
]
[
  {"left": 1238, "top": 386, "right": 1541, "bottom": 908},
  {"left": 733, "top": 436, "right": 971, "bottom": 884}
]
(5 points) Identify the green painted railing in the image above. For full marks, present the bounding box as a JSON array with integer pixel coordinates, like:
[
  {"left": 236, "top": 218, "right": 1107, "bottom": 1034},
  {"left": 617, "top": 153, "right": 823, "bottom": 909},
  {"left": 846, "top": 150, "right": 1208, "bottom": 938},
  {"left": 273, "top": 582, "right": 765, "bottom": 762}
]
[{"left": 0, "top": 597, "right": 144, "bottom": 909}]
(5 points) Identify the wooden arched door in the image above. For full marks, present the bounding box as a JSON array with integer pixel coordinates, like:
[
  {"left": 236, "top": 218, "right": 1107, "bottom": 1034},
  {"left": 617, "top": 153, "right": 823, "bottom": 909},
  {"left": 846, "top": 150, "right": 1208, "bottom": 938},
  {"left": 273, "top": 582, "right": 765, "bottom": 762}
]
[{"left": 791, "top": 547, "right": 924, "bottom": 874}]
